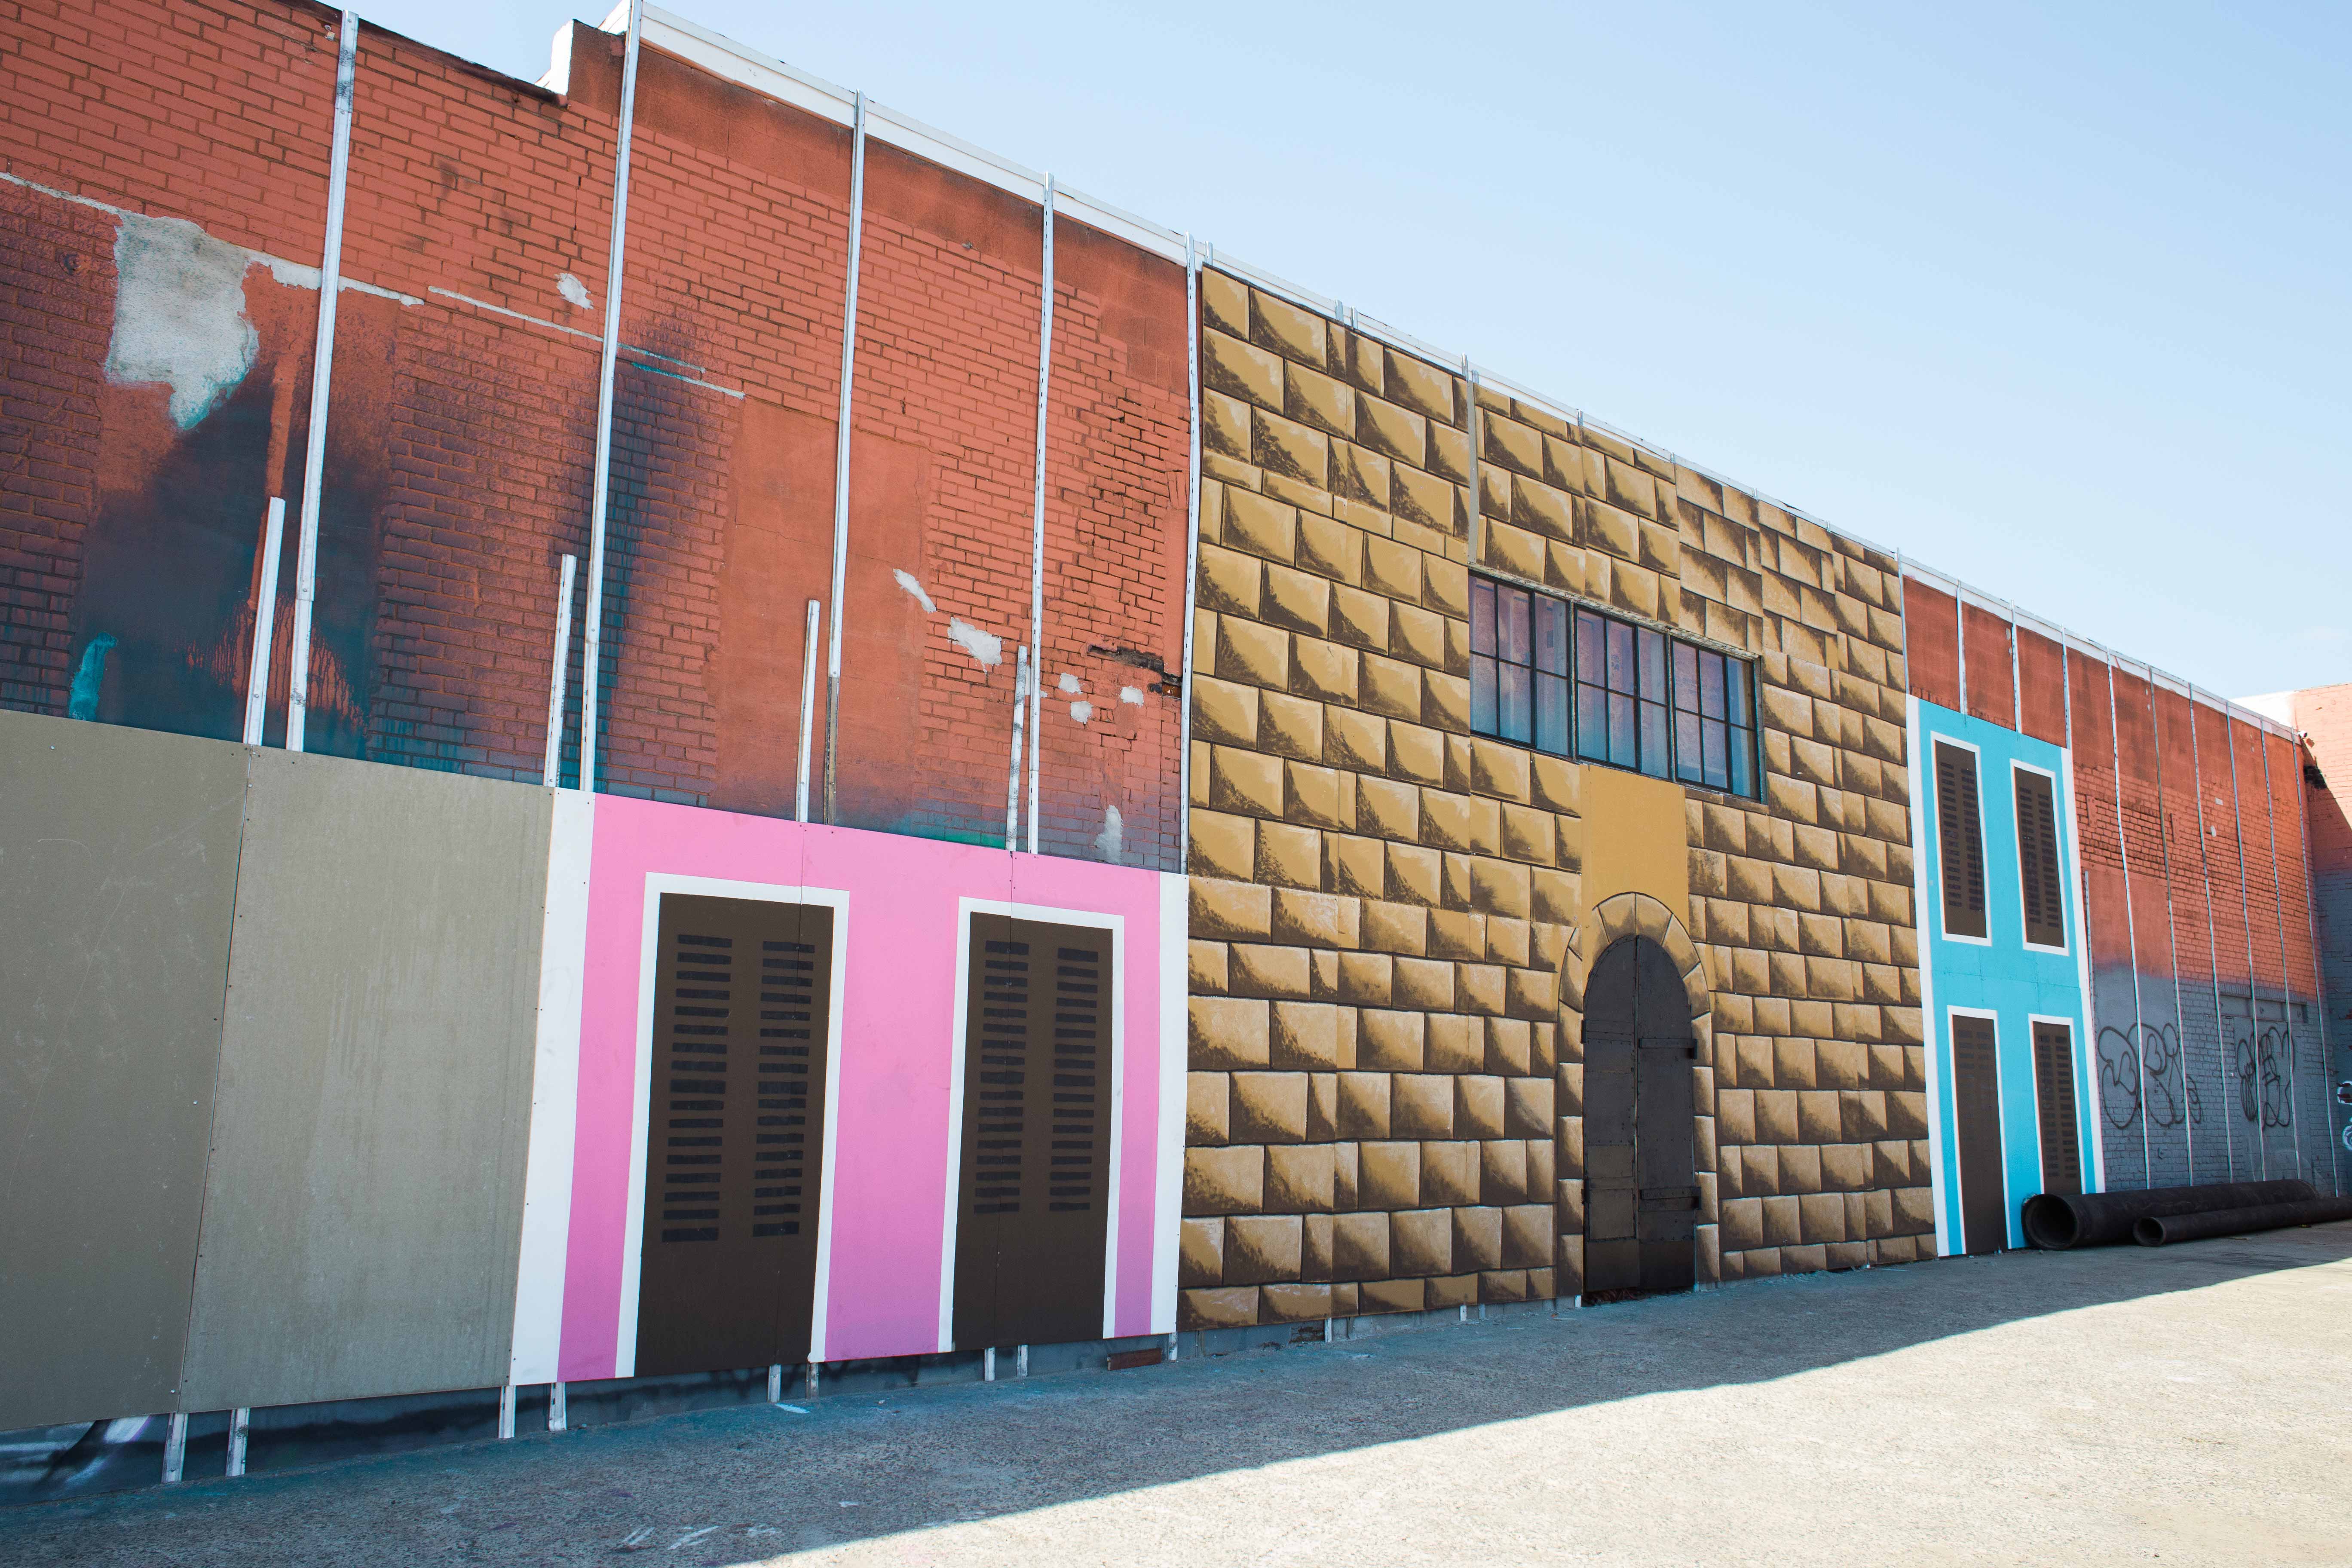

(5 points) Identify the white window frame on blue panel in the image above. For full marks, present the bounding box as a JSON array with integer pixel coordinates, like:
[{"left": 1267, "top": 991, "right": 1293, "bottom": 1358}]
[
  {"left": 1927, "top": 731, "right": 1991, "bottom": 948},
  {"left": 2012, "top": 758, "right": 2071, "bottom": 957}
]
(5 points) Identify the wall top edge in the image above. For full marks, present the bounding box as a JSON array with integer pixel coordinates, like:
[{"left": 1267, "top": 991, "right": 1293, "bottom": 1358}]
[
  {"left": 590, "top": 6, "right": 2285, "bottom": 742},
  {"left": 624, "top": 6, "right": 1188, "bottom": 262}
]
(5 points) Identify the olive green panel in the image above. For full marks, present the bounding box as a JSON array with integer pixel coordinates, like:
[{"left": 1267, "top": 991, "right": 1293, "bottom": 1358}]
[
  {"left": 178, "top": 749, "right": 551, "bottom": 1411},
  {"left": 0, "top": 709, "right": 246, "bottom": 1430}
]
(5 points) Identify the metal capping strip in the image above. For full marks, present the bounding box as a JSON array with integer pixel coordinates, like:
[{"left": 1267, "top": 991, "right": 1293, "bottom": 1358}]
[
  {"left": 1904, "top": 570, "right": 2298, "bottom": 742},
  {"left": 596, "top": 6, "right": 2299, "bottom": 750}
]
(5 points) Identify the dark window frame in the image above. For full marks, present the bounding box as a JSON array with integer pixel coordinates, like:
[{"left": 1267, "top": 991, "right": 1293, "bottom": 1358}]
[
  {"left": 1933, "top": 737, "right": 1989, "bottom": 940},
  {"left": 2012, "top": 763, "right": 2067, "bottom": 950},
  {"left": 1467, "top": 573, "right": 1757, "bottom": 798}
]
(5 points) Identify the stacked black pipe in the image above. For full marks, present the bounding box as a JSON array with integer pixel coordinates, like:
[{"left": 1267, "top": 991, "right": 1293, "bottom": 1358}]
[{"left": 2020, "top": 1179, "right": 2352, "bottom": 1249}]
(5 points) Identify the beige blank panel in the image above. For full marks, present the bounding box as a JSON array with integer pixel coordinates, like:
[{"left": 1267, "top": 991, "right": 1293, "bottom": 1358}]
[
  {"left": 179, "top": 750, "right": 551, "bottom": 1411},
  {"left": 0, "top": 710, "right": 245, "bottom": 1429}
]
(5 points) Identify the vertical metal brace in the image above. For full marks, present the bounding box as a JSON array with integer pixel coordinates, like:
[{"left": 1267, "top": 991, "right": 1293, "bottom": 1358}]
[
  {"left": 2143, "top": 665, "right": 2194, "bottom": 1179},
  {"left": 2186, "top": 685, "right": 2237, "bottom": 1181},
  {"left": 983, "top": 1347, "right": 996, "bottom": 1382},
  {"left": 1023, "top": 175, "right": 1056, "bottom": 855},
  {"left": 2223, "top": 705, "right": 2266, "bottom": 1178},
  {"left": 805, "top": 1361, "right": 820, "bottom": 1398},
  {"left": 1016, "top": 1344, "right": 1029, "bottom": 1378},
  {"left": 226, "top": 1408, "right": 249, "bottom": 1477},
  {"left": 285, "top": 9, "right": 356, "bottom": 753},
  {"left": 242, "top": 498, "right": 286, "bottom": 746},
  {"left": 162, "top": 1413, "right": 187, "bottom": 1485},
  {"left": 2103, "top": 658, "right": 2151, "bottom": 1182},
  {"left": 497, "top": 1383, "right": 516, "bottom": 1440},
  {"left": 1005, "top": 646, "right": 1029, "bottom": 848},
  {"left": 549, "top": 1380, "right": 568, "bottom": 1433},
  {"left": 1955, "top": 590, "right": 1969, "bottom": 717},
  {"left": 766, "top": 1363, "right": 784, "bottom": 1403},
  {"left": 2254, "top": 729, "right": 2306, "bottom": 1180},
  {"left": 542, "top": 553, "right": 577, "bottom": 786},
  {"left": 796, "top": 598, "right": 821, "bottom": 821},
  {"left": 1176, "top": 236, "right": 1202, "bottom": 873},
  {"left": 2007, "top": 605, "right": 2021, "bottom": 732},
  {"left": 821, "top": 93, "right": 868, "bottom": 825},
  {"left": 578, "top": 0, "right": 646, "bottom": 794}
]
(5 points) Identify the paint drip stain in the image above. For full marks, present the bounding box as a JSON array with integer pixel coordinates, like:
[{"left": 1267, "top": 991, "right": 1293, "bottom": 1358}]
[{"left": 67, "top": 635, "right": 116, "bottom": 720}]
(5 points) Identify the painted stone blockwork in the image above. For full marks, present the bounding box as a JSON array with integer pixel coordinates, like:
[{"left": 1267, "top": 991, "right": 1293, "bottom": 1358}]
[{"left": 1178, "top": 273, "right": 1929, "bottom": 1329}]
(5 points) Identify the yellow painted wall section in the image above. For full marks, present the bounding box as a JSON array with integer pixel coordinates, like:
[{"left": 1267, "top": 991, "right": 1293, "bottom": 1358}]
[{"left": 1579, "top": 765, "right": 1689, "bottom": 913}]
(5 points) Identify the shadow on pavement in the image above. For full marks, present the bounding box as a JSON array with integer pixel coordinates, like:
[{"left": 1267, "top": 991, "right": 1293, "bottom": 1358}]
[{"left": 5, "top": 1222, "right": 2347, "bottom": 1568}]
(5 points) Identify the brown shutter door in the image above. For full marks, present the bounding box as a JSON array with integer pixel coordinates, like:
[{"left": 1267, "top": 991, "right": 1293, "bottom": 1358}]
[
  {"left": 954, "top": 915, "right": 1112, "bottom": 1348},
  {"left": 1936, "top": 740, "right": 1988, "bottom": 938},
  {"left": 636, "top": 894, "right": 833, "bottom": 1375},
  {"left": 2031, "top": 1020, "right": 2082, "bottom": 1197},
  {"left": 2014, "top": 767, "right": 2065, "bottom": 948},
  {"left": 1950, "top": 1014, "right": 2007, "bottom": 1254}
]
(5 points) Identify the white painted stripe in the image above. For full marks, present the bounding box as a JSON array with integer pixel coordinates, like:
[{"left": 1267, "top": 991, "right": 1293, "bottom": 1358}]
[
  {"left": 509, "top": 788, "right": 594, "bottom": 1384},
  {"left": 1151, "top": 870, "right": 1187, "bottom": 1333},
  {"left": 1905, "top": 695, "right": 1951, "bottom": 1258}
]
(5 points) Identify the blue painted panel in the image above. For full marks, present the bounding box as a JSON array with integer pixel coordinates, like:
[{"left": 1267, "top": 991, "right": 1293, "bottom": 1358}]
[{"left": 1911, "top": 698, "right": 2095, "bottom": 1251}]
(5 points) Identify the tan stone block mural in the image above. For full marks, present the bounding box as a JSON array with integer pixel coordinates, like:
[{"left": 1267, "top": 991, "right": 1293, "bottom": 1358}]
[{"left": 1179, "top": 275, "right": 1926, "bottom": 1329}]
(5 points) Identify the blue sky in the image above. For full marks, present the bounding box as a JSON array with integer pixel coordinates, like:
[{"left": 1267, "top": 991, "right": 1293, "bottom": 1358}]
[{"left": 361, "top": 0, "right": 2349, "bottom": 699}]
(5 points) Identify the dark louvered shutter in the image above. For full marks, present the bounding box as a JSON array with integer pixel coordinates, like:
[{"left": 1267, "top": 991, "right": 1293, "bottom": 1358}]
[
  {"left": 1935, "top": 740, "right": 1988, "bottom": 939},
  {"left": 953, "top": 915, "right": 1112, "bottom": 1349},
  {"left": 2031, "top": 1020, "right": 2082, "bottom": 1196},
  {"left": 636, "top": 894, "right": 833, "bottom": 1375},
  {"left": 2013, "top": 766, "right": 2064, "bottom": 948},
  {"left": 1950, "top": 1013, "right": 2006, "bottom": 1254}
]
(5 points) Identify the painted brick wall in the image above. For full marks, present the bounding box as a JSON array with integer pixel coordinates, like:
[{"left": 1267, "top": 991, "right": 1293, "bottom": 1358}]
[{"left": 0, "top": 0, "right": 1188, "bottom": 861}]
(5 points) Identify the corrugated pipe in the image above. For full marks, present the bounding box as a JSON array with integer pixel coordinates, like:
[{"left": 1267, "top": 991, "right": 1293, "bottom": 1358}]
[
  {"left": 2022, "top": 1179, "right": 2314, "bottom": 1250},
  {"left": 2133, "top": 1196, "right": 2352, "bottom": 1246}
]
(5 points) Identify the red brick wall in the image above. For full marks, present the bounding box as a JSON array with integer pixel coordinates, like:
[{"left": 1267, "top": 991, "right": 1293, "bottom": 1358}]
[
  {"left": 2015, "top": 627, "right": 2065, "bottom": 746},
  {"left": 1961, "top": 602, "right": 2013, "bottom": 728},
  {"left": 0, "top": 0, "right": 1188, "bottom": 861},
  {"left": 1900, "top": 578, "right": 1958, "bottom": 711}
]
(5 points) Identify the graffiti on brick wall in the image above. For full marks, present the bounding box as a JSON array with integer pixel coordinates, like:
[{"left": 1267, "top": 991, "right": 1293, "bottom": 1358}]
[
  {"left": 2095, "top": 1021, "right": 2197, "bottom": 1133},
  {"left": 2231, "top": 1023, "right": 2296, "bottom": 1131}
]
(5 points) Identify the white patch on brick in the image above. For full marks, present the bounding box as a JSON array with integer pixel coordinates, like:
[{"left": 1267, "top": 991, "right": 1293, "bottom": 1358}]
[
  {"left": 1093, "top": 803, "right": 1124, "bottom": 864},
  {"left": 105, "top": 212, "right": 257, "bottom": 429},
  {"left": 947, "top": 618, "right": 1002, "bottom": 668},
  {"left": 558, "top": 272, "right": 593, "bottom": 310},
  {"left": 1120, "top": 685, "right": 1146, "bottom": 705},
  {"left": 1058, "top": 672, "right": 1082, "bottom": 694},
  {"left": 892, "top": 570, "right": 937, "bottom": 614},
  {"left": 1069, "top": 700, "right": 1093, "bottom": 724}
]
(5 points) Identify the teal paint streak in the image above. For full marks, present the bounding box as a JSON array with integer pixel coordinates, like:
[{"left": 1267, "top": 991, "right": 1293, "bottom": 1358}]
[
  {"left": 1912, "top": 698, "right": 2095, "bottom": 1250},
  {"left": 67, "top": 635, "right": 116, "bottom": 720}
]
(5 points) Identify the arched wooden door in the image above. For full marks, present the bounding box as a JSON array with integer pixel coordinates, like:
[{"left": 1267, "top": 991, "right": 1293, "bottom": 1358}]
[{"left": 1581, "top": 935, "right": 1697, "bottom": 1295}]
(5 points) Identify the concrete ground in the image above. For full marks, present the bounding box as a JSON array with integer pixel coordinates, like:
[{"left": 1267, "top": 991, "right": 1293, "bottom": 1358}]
[{"left": 7, "top": 1226, "right": 2351, "bottom": 1568}]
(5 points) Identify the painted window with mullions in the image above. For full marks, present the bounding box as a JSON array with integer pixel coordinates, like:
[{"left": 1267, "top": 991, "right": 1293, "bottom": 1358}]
[{"left": 1468, "top": 574, "right": 1757, "bottom": 796}]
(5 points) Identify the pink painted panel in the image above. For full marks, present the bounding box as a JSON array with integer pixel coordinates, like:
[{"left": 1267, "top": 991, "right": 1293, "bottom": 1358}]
[{"left": 557, "top": 796, "right": 1166, "bottom": 1379}]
